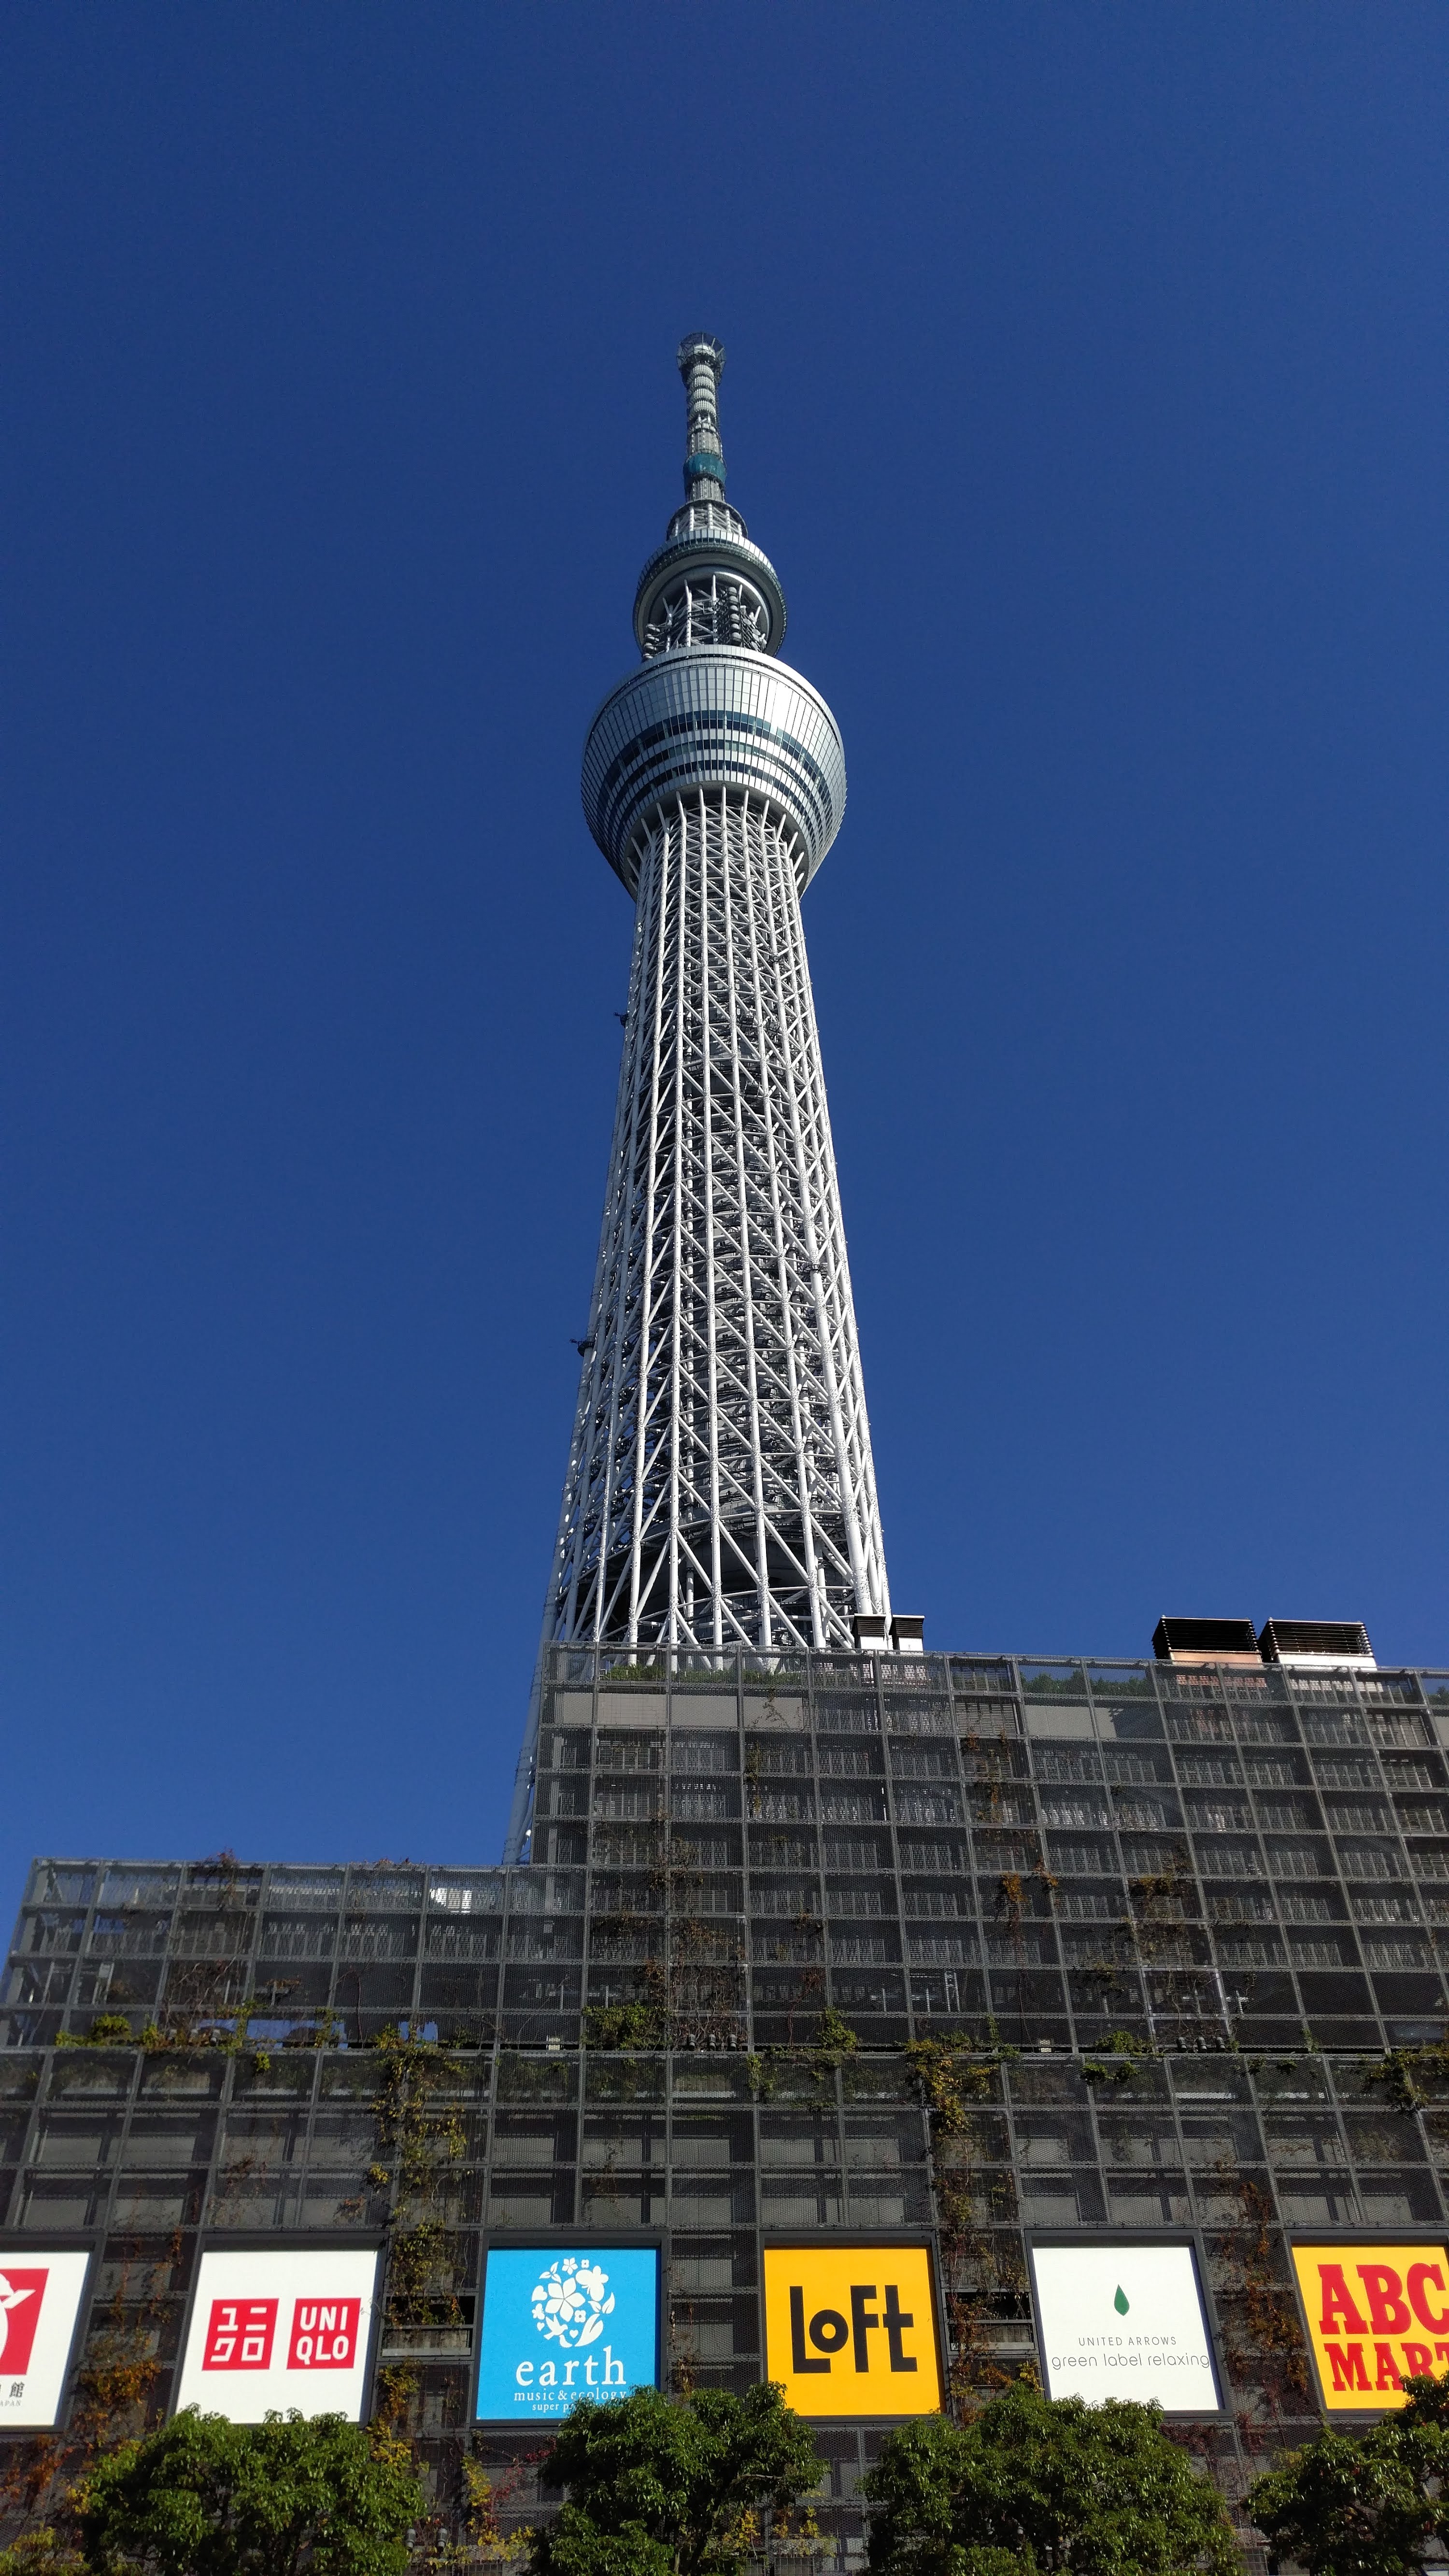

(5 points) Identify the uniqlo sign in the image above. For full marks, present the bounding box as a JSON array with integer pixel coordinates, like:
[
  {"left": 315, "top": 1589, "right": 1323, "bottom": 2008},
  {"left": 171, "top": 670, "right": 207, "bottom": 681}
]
[
  {"left": 0, "top": 2251, "right": 91, "bottom": 2428},
  {"left": 201, "top": 2300, "right": 278, "bottom": 2370},
  {"left": 175, "top": 2251, "right": 380, "bottom": 2423},
  {"left": 1293, "top": 2243, "right": 1449, "bottom": 2411},
  {"left": 287, "top": 2298, "right": 362, "bottom": 2369}
]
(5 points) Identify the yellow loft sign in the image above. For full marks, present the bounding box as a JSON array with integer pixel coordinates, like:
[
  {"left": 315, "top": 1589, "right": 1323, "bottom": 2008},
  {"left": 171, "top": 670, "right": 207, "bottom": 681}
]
[
  {"left": 1292, "top": 2243, "right": 1449, "bottom": 2411},
  {"left": 762, "top": 2246, "right": 942, "bottom": 2419}
]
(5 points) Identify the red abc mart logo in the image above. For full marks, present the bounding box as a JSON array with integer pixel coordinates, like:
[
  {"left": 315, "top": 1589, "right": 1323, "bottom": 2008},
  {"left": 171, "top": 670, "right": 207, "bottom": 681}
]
[{"left": 1293, "top": 2243, "right": 1449, "bottom": 2410}]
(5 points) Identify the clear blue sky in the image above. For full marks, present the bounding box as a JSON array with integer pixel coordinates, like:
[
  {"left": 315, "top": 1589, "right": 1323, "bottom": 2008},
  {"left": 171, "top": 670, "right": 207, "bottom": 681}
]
[{"left": 4, "top": 6, "right": 1446, "bottom": 1900}]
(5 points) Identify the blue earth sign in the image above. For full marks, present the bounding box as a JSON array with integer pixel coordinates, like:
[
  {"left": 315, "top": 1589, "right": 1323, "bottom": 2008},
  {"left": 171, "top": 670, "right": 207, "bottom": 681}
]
[{"left": 475, "top": 2248, "right": 660, "bottom": 2420}]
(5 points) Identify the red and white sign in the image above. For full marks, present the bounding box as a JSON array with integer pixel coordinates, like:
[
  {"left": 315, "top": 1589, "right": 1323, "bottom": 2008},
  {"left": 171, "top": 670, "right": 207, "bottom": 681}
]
[
  {"left": 0, "top": 2251, "right": 91, "bottom": 2427},
  {"left": 0, "top": 2273, "right": 49, "bottom": 2378},
  {"left": 176, "top": 2251, "right": 379, "bottom": 2422},
  {"left": 201, "top": 2299, "right": 278, "bottom": 2371},
  {"left": 288, "top": 2298, "right": 362, "bottom": 2370}
]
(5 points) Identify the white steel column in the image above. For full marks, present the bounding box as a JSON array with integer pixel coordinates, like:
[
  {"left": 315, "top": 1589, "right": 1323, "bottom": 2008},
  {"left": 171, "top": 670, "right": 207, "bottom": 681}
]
[{"left": 535, "top": 784, "right": 886, "bottom": 1667}]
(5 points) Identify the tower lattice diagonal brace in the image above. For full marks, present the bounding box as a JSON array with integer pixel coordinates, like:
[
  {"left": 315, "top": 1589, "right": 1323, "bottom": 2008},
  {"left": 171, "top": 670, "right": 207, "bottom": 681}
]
[{"left": 506, "top": 338, "right": 890, "bottom": 1858}]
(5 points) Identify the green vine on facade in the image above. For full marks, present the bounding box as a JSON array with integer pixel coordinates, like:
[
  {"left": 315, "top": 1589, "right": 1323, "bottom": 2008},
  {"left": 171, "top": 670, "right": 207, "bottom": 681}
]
[
  {"left": 901, "top": 2040, "right": 1019, "bottom": 2415},
  {"left": 581, "top": 2001, "right": 664, "bottom": 2052},
  {"left": 54, "top": 2017, "right": 134, "bottom": 2051},
  {"left": 902, "top": 2039, "right": 1000, "bottom": 2132},
  {"left": 1361, "top": 2039, "right": 1449, "bottom": 2116},
  {"left": 1081, "top": 2030, "right": 1148, "bottom": 2086},
  {"left": 808, "top": 2007, "right": 858, "bottom": 2082},
  {"left": 1212, "top": 2166, "right": 1311, "bottom": 2441},
  {"left": 370, "top": 2030, "right": 469, "bottom": 2366},
  {"left": 0, "top": 2230, "right": 188, "bottom": 2564}
]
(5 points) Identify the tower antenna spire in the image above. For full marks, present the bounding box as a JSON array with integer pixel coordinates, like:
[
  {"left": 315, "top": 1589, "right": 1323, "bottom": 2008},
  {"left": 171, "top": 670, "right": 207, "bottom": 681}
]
[{"left": 677, "top": 332, "right": 727, "bottom": 502}]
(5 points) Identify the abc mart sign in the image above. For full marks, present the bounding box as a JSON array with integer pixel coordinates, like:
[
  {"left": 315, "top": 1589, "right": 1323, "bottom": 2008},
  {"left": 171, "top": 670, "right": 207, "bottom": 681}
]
[{"left": 1292, "top": 2242, "right": 1449, "bottom": 2412}]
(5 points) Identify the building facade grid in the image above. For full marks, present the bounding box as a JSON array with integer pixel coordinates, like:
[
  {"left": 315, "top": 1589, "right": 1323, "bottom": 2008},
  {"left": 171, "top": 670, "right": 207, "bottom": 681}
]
[{"left": 7, "top": 1648, "right": 1449, "bottom": 2558}]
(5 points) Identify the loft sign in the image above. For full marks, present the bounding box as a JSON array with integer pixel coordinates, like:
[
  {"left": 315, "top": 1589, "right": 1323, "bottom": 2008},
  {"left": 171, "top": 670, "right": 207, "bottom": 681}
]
[
  {"left": 475, "top": 2249, "right": 660, "bottom": 2421},
  {"left": 789, "top": 2283, "right": 917, "bottom": 2374},
  {"left": 763, "top": 2247, "right": 942, "bottom": 2419}
]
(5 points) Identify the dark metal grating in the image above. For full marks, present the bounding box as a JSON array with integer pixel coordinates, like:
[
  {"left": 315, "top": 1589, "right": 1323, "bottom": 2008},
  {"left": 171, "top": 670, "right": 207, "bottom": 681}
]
[{"left": 5, "top": 1643, "right": 1449, "bottom": 2565}]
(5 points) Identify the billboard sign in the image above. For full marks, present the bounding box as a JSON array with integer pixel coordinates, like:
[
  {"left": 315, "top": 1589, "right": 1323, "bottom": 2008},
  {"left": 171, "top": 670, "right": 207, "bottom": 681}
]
[
  {"left": 174, "top": 2249, "right": 380, "bottom": 2422},
  {"left": 761, "top": 2246, "right": 942, "bottom": 2419},
  {"left": 1031, "top": 2244, "right": 1220, "bottom": 2411},
  {"left": 1292, "top": 2243, "right": 1449, "bottom": 2411},
  {"left": 475, "top": 2249, "right": 660, "bottom": 2422},
  {"left": 0, "top": 2251, "right": 91, "bottom": 2428}
]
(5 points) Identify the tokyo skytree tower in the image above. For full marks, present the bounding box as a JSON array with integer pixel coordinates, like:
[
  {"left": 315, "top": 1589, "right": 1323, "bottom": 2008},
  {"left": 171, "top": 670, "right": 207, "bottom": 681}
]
[{"left": 509, "top": 337, "right": 892, "bottom": 1843}]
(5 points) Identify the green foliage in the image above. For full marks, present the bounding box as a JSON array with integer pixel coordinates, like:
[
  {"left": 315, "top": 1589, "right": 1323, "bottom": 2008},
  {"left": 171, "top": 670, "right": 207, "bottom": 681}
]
[
  {"left": 902, "top": 2041, "right": 999, "bottom": 2133},
  {"left": 55, "top": 2018, "right": 134, "bottom": 2051},
  {"left": 1082, "top": 2034, "right": 1147, "bottom": 2088},
  {"left": 1249, "top": 2373, "right": 1449, "bottom": 2576},
  {"left": 74, "top": 2407, "right": 424, "bottom": 2576},
  {"left": 368, "top": 2030, "right": 468, "bottom": 2369},
  {"left": 581, "top": 2002, "right": 665, "bottom": 2051},
  {"left": 1361, "top": 2049, "right": 1432, "bottom": 2116},
  {"left": 0, "top": 2531, "right": 74, "bottom": 2576},
  {"left": 527, "top": 2384, "right": 822, "bottom": 2576},
  {"left": 862, "top": 2384, "right": 1238, "bottom": 2576},
  {"left": 810, "top": 2007, "right": 858, "bottom": 2068}
]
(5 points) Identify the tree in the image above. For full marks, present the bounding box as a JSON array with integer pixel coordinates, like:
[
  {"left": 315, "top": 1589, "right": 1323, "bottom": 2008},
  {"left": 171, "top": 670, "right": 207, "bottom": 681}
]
[
  {"left": 1249, "top": 2371, "right": 1449, "bottom": 2576},
  {"left": 862, "top": 2384, "right": 1238, "bottom": 2576},
  {"left": 75, "top": 2408, "right": 423, "bottom": 2576},
  {"left": 527, "top": 2384, "right": 822, "bottom": 2576}
]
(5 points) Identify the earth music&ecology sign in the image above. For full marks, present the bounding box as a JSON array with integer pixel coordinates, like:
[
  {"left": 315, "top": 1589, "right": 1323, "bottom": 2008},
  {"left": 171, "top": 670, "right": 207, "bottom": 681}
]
[
  {"left": 1031, "top": 2244, "right": 1221, "bottom": 2411},
  {"left": 475, "top": 2249, "right": 660, "bottom": 2421}
]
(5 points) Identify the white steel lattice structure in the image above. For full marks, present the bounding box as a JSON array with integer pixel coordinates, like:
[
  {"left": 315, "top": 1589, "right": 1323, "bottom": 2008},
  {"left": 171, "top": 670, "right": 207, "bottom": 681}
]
[{"left": 506, "top": 338, "right": 890, "bottom": 1855}]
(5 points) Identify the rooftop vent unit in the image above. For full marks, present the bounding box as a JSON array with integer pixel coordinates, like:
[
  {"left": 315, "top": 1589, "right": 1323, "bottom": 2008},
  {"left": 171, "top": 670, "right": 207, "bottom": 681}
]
[
  {"left": 1258, "top": 1619, "right": 1376, "bottom": 1672},
  {"left": 1152, "top": 1616, "right": 1263, "bottom": 1668}
]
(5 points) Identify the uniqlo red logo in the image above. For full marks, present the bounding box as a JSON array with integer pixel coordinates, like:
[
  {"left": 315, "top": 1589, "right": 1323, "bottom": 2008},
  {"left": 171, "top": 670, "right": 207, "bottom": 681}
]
[
  {"left": 287, "top": 2298, "right": 362, "bottom": 2370},
  {"left": 201, "top": 2299, "right": 277, "bottom": 2370},
  {"left": 0, "top": 2272, "right": 48, "bottom": 2378}
]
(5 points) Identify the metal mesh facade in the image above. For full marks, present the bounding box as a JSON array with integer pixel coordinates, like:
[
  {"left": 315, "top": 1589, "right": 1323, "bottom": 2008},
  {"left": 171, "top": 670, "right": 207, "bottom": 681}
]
[{"left": 7, "top": 1647, "right": 1449, "bottom": 2557}]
